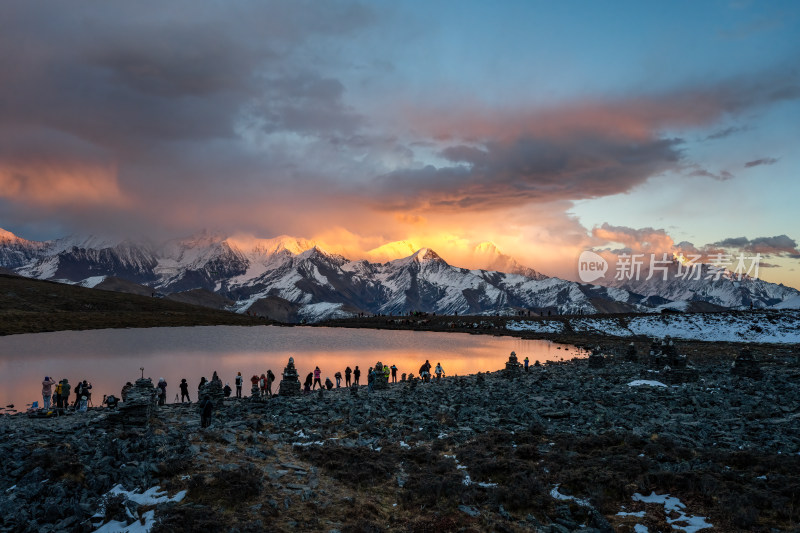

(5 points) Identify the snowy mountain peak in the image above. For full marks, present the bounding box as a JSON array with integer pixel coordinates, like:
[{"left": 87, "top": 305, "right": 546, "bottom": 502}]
[
  {"left": 472, "top": 241, "right": 547, "bottom": 280},
  {"left": 0, "top": 228, "right": 29, "bottom": 243},
  {"left": 230, "top": 234, "right": 317, "bottom": 258},
  {"left": 51, "top": 234, "right": 120, "bottom": 252},
  {"left": 175, "top": 229, "right": 228, "bottom": 248},
  {"left": 415, "top": 248, "right": 445, "bottom": 262},
  {"left": 366, "top": 240, "right": 420, "bottom": 263}
]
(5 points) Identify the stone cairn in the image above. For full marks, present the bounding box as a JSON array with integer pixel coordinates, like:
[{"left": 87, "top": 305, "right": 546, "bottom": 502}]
[
  {"left": 588, "top": 346, "right": 605, "bottom": 369},
  {"left": 505, "top": 351, "right": 522, "bottom": 373},
  {"left": 199, "top": 371, "right": 225, "bottom": 406},
  {"left": 731, "top": 348, "right": 763, "bottom": 380},
  {"left": 117, "top": 378, "right": 158, "bottom": 427},
  {"left": 625, "top": 342, "right": 638, "bottom": 363},
  {"left": 372, "top": 361, "right": 389, "bottom": 390},
  {"left": 653, "top": 337, "right": 699, "bottom": 384},
  {"left": 250, "top": 378, "right": 260, "bottom": 399},
  {"left": 279, "top": 357, "right": 301, "bottom": 396}
]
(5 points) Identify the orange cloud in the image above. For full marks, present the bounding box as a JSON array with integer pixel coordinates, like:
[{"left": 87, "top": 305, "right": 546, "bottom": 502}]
[{"left": 0, "top": 160, "right": 129, "bottom": 207}]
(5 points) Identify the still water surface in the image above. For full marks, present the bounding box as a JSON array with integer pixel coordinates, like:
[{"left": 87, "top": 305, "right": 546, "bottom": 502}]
[{"left": 0, "top": 326, "right": 585, "bottom": 410}]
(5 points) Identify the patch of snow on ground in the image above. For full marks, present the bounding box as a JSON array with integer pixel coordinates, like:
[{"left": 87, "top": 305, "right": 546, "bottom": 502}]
[
  {"left": 444, "top": 454, "right": 497, "bottom": 488},
  {"left": 571, "top": 317, "right": 632, "bottom": 337},
  {"left": 107, "top": 484, "right": 186, "bottom": 506},
  {"left": 632, "top": 492, "right": 712, "bottom": 533},
  {"left": 656, "top": 300, "right": 691, "bottom": 312},
  {"left": 627, "top": 312, "right": 800, "bottom": 343},
  {"left": 546, "top": 311, "right": 800, "bottom": 344},
  {"left": 296, "top": 302, "right": 353, "bottom": 322},
  {"left": 628, "top": 380, "right": 667, "bottom": 388},
  {"left": 550, "top": 484, "right": 592, "bottom": 507},
  {"left": 80, "top": 276, "right": 107, "bottom": 288},
  {"left": 93, "top": 486, "right": 186, "bottom": 533},
  {"left": 617, "top": 511, "right": 646, "bottom": 517},
  {"left": 772, "top": 294, "right": 800, "bottom": 309},
  {"left": 506, "top": 320, "right": 565, "bottom": 333}
]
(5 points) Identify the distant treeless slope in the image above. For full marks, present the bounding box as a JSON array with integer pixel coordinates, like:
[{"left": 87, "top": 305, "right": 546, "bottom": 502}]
[
  {"left": 0, "top": 274, "right": 271, "bottom": 336},
  {"left": 94, "top": 276, "right": 154, "bottom": 297}
]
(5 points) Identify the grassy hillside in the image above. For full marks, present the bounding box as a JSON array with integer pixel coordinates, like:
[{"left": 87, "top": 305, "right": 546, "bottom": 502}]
[{"left": 0, "top": 274, "right": 271, "bottom": 336}]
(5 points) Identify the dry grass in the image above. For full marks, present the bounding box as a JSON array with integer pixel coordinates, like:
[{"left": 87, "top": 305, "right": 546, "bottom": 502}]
[{"left": 0, "top": 274, "right": 268, "bottom": 335}]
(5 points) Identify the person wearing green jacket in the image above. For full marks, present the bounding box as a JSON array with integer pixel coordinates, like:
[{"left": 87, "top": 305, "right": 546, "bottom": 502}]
[{"left": 60, "top": 379, "right": 71, "bottom": 410}]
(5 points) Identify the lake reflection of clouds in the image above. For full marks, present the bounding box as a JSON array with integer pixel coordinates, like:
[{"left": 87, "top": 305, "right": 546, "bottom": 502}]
[{"left": 0, "top": 326, "right": 585, "bottom": 408}]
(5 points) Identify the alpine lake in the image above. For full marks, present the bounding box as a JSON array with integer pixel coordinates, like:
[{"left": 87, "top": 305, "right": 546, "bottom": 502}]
[{"left": 0, "top": 325, "right": 586, "bottom": 410}]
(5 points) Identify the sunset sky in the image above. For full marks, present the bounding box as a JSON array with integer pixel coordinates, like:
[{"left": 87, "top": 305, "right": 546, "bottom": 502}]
[{"left": 1, "top": 1, "right": 798, "bottom": 287}]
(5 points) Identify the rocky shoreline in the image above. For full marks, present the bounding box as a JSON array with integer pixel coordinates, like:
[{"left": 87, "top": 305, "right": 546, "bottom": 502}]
[{"left": 1, "top": 341, "right": 799, "bottom": 532}]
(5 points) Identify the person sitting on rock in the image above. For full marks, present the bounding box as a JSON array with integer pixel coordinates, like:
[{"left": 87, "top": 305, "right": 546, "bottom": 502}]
[
  {"left": 325, "top": 377, "right": 334, "bottom": 390},
  {"left": 199, "top": 395, "right": 214, "bottom": 428},
  {"left": 419, "top": 364, "right": 430, "bottom": 383},
  {"left": 103, "top": 394, "right": 119, "bottom": 409},
  {"left": 223, "top": 382, "right": 232, "bottom": 397}
]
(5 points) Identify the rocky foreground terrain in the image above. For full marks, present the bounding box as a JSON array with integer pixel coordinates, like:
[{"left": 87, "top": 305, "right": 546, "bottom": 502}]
[{"left": 1, "top": 341, "right": 799, "bottom": 533}]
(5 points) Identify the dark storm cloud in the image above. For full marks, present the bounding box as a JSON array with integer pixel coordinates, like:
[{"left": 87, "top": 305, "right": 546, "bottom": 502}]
[
  {"left": 369, "top": 69, "right": 800, "bottom": 212},
  {"left": 744, "top": 157, "right": 779, "bottom": 168},
  {"left": 246, "top": 73, "right": 363, "bottom": 137},
  {"left": 0, "top": 1, "right": 373, "bottom": 149},
  {"left": 374, "top": 136, "right": 682, "bottom": 211},
  {"left": 1, "top": 0, "right": 799, "bottom": 241},
  {"left": 714, "top": 235, "right": 800, "bottom": 256},
  {"left": 0, "top": 0, "right": 377, "bottom": 237}
]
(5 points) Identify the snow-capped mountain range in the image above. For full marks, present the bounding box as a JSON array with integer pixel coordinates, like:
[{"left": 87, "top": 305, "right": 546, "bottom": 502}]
[{"left": 1, "top": 228, "right": 797, "bottom": 322}]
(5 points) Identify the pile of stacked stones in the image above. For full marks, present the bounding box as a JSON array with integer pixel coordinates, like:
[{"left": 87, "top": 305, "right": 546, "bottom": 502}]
[
  {"left": 624, "top": 342, "right": 638, "bottom": 363},
  {"left": 373, "top": 361, "right": 389, "bottom": 390},
  {"left": 279, "top": 357, "right": 301, "bottom": 396},
  {"left": 505, "top": 351, "right": 521, "bottom": 373},
  {"left": 116, "top": 378, "right": 157, "bottom": 427},
  {"left": 588, "top": 346, "right": 606, "bottom": 369},
  {"left": 199, "top": 371, "right": 225, "bottom": 406},
  {"left": 650, "top": 337, "right": 699, "bottom": 384},
  {"left": 731, "top": 347, "right": 763, "bottom": 380}
]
